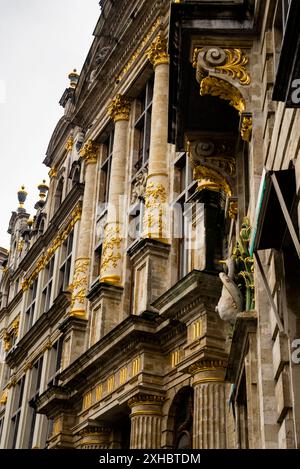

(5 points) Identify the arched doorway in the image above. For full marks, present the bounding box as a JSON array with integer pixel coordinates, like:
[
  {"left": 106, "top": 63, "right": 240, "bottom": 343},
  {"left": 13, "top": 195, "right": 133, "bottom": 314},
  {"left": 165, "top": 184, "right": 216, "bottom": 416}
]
[{"left": 167, "top": 387, "right": 194, "bottom": 449}]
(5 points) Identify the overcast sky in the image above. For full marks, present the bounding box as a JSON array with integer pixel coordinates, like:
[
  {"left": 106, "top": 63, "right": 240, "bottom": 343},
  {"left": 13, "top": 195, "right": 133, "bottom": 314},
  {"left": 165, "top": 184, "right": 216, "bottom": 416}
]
[{"left": 0, "top": 0, "right": 100, "bottom": 248}]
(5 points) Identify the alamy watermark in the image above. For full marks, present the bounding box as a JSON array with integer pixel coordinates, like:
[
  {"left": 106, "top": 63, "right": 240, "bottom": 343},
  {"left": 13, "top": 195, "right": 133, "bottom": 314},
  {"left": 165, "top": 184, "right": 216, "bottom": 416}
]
[
  {"left": 291, "top": 79, "right": 300, "bottom": 105},
  {"left": 291, "top": 339, "right": 300, "bottom": 364}
]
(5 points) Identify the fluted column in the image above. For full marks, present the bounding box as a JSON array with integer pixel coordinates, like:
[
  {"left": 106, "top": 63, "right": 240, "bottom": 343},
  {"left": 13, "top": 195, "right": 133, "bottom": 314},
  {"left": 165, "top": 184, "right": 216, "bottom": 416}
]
[
  {"left": 79, "top": 424, "right": 112, "bottom": 449},
  {"left": 190, "top": 360, "right": 227, "bottom": 449},
  {"left": 128, "top": 394, "right": 164, "bottom": 449},
  {"left": 143, "top": 35, "right": 170, "bottom": 242},
  {"left": 69, "top": 140, "right": 99, "bottom": 317},
  {"left": 99, "top": 94, "right": 131, "bottom": 286}
]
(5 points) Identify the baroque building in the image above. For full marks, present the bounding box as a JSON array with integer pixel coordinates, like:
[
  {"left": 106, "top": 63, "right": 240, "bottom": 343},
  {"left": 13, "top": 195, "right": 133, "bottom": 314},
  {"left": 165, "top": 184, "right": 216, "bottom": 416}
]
[{"left": 0, "top": 0, "right": 300, "bottom": 449}]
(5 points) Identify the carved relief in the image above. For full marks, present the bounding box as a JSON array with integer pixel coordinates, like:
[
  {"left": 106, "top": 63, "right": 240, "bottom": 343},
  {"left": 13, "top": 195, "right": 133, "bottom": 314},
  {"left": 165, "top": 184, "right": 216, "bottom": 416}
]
[
  {"left": 200, "top": 76, "right": 246, "bottom": 113},
  {"left": 107, "top": 94, "right": 131, "bottom": 122},
  {"left": 69, "top": 258, "right": 90, "bottom": 310},
  {"left": 146, "top": 34, "right": 169, "bottom": 68},
  {"left": 130, "top": 169, "right": 148, "bottom": 205},
  {"left": 194, "top": 47, "right": 251, "bottom": 86},
  {"left": 100, "top": 223, "right": 122, "bottom": 272},
  {"left": 143, "top": 182, "right": 167, "bottom": 238}
]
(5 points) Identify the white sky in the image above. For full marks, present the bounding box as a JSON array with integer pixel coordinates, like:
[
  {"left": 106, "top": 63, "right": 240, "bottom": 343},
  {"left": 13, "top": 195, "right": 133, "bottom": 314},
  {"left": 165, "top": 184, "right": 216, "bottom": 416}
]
[{"left": 0, "top": 0, "right": 100, "bottom": 248}]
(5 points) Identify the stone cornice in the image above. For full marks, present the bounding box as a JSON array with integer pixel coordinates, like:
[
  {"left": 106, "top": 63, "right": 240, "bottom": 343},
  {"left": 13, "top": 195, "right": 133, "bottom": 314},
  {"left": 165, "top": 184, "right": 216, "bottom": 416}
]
[
  {"left": 152, "top": 269, "right": 222, "bottom": 317},
  {"left": 58, "top": 315, "right": 158, "bottom": 386}
]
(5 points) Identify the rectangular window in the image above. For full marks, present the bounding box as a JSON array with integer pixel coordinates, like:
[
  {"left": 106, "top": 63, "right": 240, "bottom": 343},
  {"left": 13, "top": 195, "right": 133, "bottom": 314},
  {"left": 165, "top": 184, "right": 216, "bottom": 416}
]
[
  {"left": 27, "top": 357, "right": 43, "bottom": 449},
  {"left": 10, "top": 376, "right": 25, "bottom": 449},
  {"left": 58, "top": 231, "right": 73, "bottom": 294},
  {"left": 133, "top": 79, "right": 153, "bottom": 173},
  {"left": 24, "top": 278, "right": 38, "bottom": 332},
  {"left": 99, "top": 129, "right": 114, "bottom": 207},
  {"left": 173, "top": 153, "right": 197, "bottom": 280},
  {"left": 40, "top": 257, "right": 55, "bottom": 314},
  {"left": 47, "top": 338, "right": 63, "bottom": 387}
]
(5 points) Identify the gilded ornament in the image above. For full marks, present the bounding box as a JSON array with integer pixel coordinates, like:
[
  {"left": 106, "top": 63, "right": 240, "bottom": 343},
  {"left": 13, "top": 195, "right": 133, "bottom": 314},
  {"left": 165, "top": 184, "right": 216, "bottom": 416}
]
[
  {"left": 128, "top": 394, "right": 165, "bottom": 408},
  {"left": 66, "top": 136, "right": 74, "bottom": 152},
  {"left": 100, "top": 224, "right": 122, "bottom": 273},
  {"left": 146, "top": 35, "right": 169, "bottom": 68},
  {"left": 232, "top": 217, "right": 255, "bottom": 311},
  {"left": 188, "top": 359, "right": 227, "bottom": 375},
  {"left": 3, "top": 331, "right": 11, "bottom": 351},
  {"left": 143, "top": 181, "right": 167, "bottom": 239},
  {"left": 193, "top": 164, "right": 232, "bottom": 197},
  {"left": 22, "top": 203, "right": 82, "bottom": 291},
  {"left": 241, "top": 115, "right": 253, "bottom": 142},
  {"left": 229, "top": 201, "right": 238, "bottom": 220},
  {"left": 107, "top": 94, "right": 131, "bottom": 122},
  {"left": 69, "top": 258, "right": 90, "bottom": 311},
  {"left": 80, "top": 140, "right": 100, "bottom": 165},
  {"left": 194, "top": 47, "right": 251, "bottom": 86},
  {"left": 48, "top": 167, "right": 58, "bottom": 179},
  {"left": 200, "top": 76, "right": 245, "bottom": 113},
  {"left": 0, "top": 391, "right": 8, "bottom": 406}
]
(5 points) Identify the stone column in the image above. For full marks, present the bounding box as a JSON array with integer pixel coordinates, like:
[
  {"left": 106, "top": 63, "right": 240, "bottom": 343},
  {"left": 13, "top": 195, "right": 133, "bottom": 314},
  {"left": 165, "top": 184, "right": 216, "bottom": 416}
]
[
  {"left": 128, "top": 394, "right": 164, "bottom": 449},
  {"left": 69, "top": 140, "right": 99, "bottom": 318},
  {"left": 79, "top": 424, "right": 112, "bottom": 449},
  {"left": 190, "top": 360, "right": 227, "bottom": 449},
  {"left": 99, "top": 94, "right": 131, "bottom": 286},
  {"left": 143, "top": 35, "right": 170, "bottom": 242}
]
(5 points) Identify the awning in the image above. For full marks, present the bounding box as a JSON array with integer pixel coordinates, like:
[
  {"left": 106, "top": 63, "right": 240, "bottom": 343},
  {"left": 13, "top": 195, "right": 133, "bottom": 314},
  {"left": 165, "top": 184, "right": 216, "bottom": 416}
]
[
  {"left": 250, "top": 168, "right": 299, "bottom": 256},
  {"left": 249, "top": 167, "right": 299, "bottom": 333}
]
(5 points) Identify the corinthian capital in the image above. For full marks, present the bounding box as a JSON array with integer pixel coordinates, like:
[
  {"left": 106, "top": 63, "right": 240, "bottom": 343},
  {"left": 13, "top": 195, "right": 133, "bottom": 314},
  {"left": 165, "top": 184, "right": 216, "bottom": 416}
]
[
  {"left": 80, "top": 140, "right": 100, "bottom": 165},
  {"left": 146, "top": 35, "right": 169, "bottom": 68},
  {"left": 107, "top": 94, "right": 131, "bottom": 122}
]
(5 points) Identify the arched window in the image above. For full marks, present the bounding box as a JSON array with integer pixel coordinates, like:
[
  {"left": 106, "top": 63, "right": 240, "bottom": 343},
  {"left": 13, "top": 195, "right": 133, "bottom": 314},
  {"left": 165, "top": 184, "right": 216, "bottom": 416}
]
[{"left": 167, "top": 386, "right": 194, "bottom": 449}]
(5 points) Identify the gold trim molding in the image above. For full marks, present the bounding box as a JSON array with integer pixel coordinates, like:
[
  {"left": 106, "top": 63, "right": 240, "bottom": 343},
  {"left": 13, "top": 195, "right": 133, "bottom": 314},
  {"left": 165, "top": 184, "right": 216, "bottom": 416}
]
[
  {"left": 188, "top": 359, "right": 228, "bottom": 375},
  {"left": 22, "top": 203, "right": 82, "bottom": 291},
  {"left": 128, "top": 394, "right": 165, "bottom": 408},
  {"left": 115, "top": 18, "right": 160, "bottom": 83},
  {"left": 107, "top": 94, "right": 131, "bottom": 122}
]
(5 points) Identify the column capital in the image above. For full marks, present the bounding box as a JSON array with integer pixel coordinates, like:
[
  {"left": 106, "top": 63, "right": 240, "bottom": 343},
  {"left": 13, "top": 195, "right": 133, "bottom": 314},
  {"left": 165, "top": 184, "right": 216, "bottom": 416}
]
[
  {"left": 189, "top": 359, "right": 227, "bottom": 376},
  {"left": 80, "top": 139, "right": 100, "bottom": 165},
  {"left": 146, "top": 35, "right": 169, "bottom": 68},
  {"left": 128, "top": 393, "right": 165, "bottom": 408},
  {"left": 107, "top": 94, "right": 131, "bottom": 122}
]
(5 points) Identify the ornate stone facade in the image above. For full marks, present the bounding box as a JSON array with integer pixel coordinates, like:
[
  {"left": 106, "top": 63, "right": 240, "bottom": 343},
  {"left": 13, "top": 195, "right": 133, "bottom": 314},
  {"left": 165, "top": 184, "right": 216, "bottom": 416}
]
[{"left": 0, "top": 0, "right": 300, "bottom": 450}]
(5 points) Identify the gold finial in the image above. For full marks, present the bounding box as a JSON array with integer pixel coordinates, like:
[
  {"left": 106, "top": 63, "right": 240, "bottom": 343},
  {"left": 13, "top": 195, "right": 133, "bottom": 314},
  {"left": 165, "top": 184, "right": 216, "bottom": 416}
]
[
  {"left": 146, "top": 35, "right": 169, "bottom": 68},
  {"left": 107, "top": 94, "right": 131, "bottom": 122},
  {"left": 17, "top": 185, "right": 27, "bottom": 209},
  {"left": 27, "top": 217, "right": 33, "bottom": 227},
  {"left": 68, "top": 69, "right": 79, "bottom": 89},
  {"left": 38, "top": 180, "right": 49, "bottom": 200}
]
